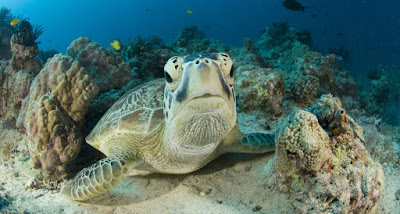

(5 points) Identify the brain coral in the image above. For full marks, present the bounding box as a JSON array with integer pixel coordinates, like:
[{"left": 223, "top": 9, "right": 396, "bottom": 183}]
[
  {"left": 273, "top": 95, "right": 384, "bottom": 213},
  {"left": 275, "top": 110, "right": 332, "bottom": 173},
  {"left": 18, "top": 54, "right": 99, "bottom": 177},
  {"left": 67, "top": 37, "right": 132, "bottom": 92}
]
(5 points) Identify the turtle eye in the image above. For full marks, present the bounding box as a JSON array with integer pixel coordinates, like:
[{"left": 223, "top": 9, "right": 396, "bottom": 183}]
[
  {"left": 218, "top": 52, "right": 233, "bottom": 77},
  {"left": 164, "top": 56, "right": 182, "bottom": 82},
  {"left": 229, "top": 66, "right": 234, "bottom": 78},
  {"left": 164, "top": 71, "right": 173, "bottom": 83}
]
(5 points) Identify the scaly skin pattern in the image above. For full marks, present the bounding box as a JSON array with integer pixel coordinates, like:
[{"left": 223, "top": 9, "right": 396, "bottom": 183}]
[{"left": 62, "top": 53, "right": 275, "bottom": 201}]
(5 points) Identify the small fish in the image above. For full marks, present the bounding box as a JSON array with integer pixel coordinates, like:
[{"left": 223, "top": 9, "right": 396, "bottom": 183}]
[
  {"left": 10, "top": 18, "right": 19, "bottom": 25},
  {"left": 186, "top": 9, "right": 193, "bottom": 14},
  {"left": 140, "top": 46, "right": 146, "bottom": 51},
  {"left": 145, "top": 8, "right": 150, "bottom": 12},
  {"left": 110, "top": 40, "right": 121, "bottom": 50},
  {"left": 282, "top": 0, "right": 306, "bottom": 11}
]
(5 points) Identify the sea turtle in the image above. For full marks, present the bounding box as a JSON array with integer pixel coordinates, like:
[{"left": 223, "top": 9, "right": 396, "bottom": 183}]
[{"left": 61, "top": 52, "right": 275, "bottom": 201}]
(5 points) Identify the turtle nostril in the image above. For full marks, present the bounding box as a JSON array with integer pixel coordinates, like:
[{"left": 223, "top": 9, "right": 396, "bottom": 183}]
[
  {"left": 205, "top": 59, "right": 209, "bottom": 63},
  {"left": 196, "top": 60, "right": 200, "bottom": 64}
]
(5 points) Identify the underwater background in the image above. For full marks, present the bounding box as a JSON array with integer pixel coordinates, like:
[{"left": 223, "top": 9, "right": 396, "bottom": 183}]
[
  {"left": 0, "top": 0, "right": 400, "bottom": 213},
  {"left": 3, "top": 0, "right": 400, "bottom": 72},
  {"left": 2, "top": 0, "right": 400, "bottom": 125}
]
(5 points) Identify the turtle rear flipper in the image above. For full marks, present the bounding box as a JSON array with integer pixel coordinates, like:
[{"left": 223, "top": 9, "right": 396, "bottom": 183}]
[{"left": 61, "top": 150, "right": 141, "bottom": 201}]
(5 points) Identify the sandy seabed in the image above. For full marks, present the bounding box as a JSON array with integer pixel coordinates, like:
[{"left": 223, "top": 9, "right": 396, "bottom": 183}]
[{"left": 0, "top": 116, "right": 399, "bottom": 214}]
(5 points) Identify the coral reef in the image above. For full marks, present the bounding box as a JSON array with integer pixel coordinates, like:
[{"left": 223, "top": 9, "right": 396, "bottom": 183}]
[
  {"left": 37, "top": 49, "right": 58, "bottom": 65},
  {"left": 0, "top": 20, "right": 42, "bottom": 121},
  {"left": 361, "top": 64, "right": 400, "bottom": 125},
  {"left": 273, "top": 94, "right": 384, "bottom": 213},
  {"left": 10, "top": 20, "right": 42, "bottom": 71},
  {"left": 260, "top": 22, "right": 292, "bottom": 48},
  {"left": 17, "top": 54, "right": 98, "bottom": 177},
  {"left": 366, "top": 76, "right": 390, "bottom": 116},
  {"left": 295, "top": 29, "right": 312, "bottom": 48},
  {"left": 120, "top": 35, "right": 174, "bottom": 80},
  {"left": 0, "top": 7, "right": 18, "bottom": 60},
  {"left": 286, "top": 53, "right": 358, "bottom": 107},
  {"left": 67, "top": 37, "right": 132, "bottom": 92},
  {"left": 0, "top": 22, "right": 393, "bottom": 212},
  {"left": 0, "top": 67, "right": 35, "bottom": 120},
  {"left": 171, "top": 25, "right": 231, "bottom": 55},
  {"left": 256, "top": 24, "right": 358, "bottom": 107},
  {"left": 348, "top": 109, "right": 400, "bottom": 166},
  {"left": 286, "top": 68, "right": 319, "bottom": 106},
  {"left": 328, "top": 46, "right": 350, "bottom": 61},
  {"left": 235, "top": 65, "right": 285, "bottom": 116}
]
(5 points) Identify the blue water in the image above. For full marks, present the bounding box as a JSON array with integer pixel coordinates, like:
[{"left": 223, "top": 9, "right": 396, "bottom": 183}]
[{"left": 2, "top": 0, "right": 400, "bottom": 73}]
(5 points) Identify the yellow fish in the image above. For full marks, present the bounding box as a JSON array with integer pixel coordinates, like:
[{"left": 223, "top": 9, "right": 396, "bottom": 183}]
[
  {"left": 10, "top": 19, "right": 19, "bottom": 26},
  {"left": 186, "top": 9, "right": 193, "bottom": 14},
  {"left": 110, "top": 40, "right": 121, "bottom": 50}
]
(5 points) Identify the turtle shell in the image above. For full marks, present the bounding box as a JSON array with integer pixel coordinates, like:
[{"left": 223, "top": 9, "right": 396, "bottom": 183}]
[{"left": 86, "top": 78, "right": 165, "bottom": 154}]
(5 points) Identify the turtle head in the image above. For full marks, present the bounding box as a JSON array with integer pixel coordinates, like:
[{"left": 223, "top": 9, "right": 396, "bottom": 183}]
[{"left": 163, "top": 53, "right": 237, "bottom": 150}]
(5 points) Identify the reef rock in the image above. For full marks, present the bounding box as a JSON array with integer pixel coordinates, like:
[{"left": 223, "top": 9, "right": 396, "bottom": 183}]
[
  {"left": 273, "top": 94, "right": 384, "bottom": 213},
  {"left": 18, "top": 54, "right": 99, "bottom": 177},
  {"left": 67, "top": 37, "right": 132, "bottom": 92}
]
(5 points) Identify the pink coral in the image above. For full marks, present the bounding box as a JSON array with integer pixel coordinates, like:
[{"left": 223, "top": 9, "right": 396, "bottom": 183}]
[{"left": 67, "top": 37, "right": 132, "bottom": 92}]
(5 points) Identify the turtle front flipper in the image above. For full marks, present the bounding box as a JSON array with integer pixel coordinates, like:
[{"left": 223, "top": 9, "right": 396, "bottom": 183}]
[
  {"left": 61, "top": 150, "right": 141, "bottom": 201},
  {"left": 221, "top": 123, "right": 275, "bottom": 154},
  {"left": 239, "top": 133, "right": 275, "bottom": 153}
]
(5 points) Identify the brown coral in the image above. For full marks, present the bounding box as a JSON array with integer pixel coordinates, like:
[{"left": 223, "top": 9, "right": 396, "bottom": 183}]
[
  {"left": 67, "top": 37, "right": 132, "bottom": 92},
  {"left": 18, "top": 54, "right": 99, "bottom": 177},
  {"left": 29, "top": 95, "right": 83, "bottom": 175}
]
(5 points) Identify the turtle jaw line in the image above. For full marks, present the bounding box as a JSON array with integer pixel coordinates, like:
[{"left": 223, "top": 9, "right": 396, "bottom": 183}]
[{"left": 181, "top": 95, "right": 230, "bottom": 114}]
